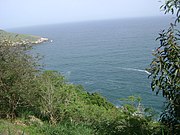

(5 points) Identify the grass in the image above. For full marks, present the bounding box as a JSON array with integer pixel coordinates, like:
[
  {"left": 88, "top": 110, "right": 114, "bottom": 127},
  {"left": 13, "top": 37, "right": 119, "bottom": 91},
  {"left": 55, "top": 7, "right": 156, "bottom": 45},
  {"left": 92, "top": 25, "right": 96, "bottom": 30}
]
[
  {"left": 0, "top": 119, "right": 42, "bottom": 135},
  {"left": 39, "top": 122, "right": 94, "bottom": 135},
  {"left": 0, "top": 119, "right": 94, "bottom": 135}
]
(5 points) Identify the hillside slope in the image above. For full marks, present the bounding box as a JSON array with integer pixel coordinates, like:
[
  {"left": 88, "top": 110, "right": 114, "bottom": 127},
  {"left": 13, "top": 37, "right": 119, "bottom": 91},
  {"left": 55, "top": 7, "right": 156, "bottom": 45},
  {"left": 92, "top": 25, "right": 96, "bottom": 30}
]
[{"left": 0, "top": 29, "right": 48, "bottom": 45}]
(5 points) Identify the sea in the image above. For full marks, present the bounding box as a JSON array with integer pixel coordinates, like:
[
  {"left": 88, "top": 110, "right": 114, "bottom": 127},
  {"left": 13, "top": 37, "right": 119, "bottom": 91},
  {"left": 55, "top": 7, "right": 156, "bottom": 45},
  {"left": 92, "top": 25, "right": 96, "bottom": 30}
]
[{"left": 8, "top": 16, "right": 172, "bottom": 112}]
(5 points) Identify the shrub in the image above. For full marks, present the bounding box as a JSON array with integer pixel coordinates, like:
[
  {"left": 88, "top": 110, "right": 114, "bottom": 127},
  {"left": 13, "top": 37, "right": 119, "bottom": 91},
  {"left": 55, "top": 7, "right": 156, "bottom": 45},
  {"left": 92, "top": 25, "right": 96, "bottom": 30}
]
[{"left": 0, "top": 40, "right": 40, "bottom": 119}]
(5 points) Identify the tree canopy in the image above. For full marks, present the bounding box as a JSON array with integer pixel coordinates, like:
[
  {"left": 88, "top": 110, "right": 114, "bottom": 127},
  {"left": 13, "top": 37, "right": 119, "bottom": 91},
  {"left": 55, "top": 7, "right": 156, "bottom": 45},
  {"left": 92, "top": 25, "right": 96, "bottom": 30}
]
[{"left": 149, "top": 0, "right": 180, "bottom": 134}]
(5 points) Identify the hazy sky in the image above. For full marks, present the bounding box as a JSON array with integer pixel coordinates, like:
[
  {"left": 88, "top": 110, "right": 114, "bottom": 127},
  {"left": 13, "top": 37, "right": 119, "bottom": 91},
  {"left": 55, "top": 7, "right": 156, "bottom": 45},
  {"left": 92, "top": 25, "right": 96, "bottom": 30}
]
[{"left": 0, "top": 0, "right": 164, "bottom": 29}]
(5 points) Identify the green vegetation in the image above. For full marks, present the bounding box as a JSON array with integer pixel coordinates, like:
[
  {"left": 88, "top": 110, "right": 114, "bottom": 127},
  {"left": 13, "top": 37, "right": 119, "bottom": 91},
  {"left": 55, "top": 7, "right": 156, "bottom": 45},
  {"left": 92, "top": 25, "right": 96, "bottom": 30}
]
[
  {"left": 0, "top": 29, "right": 41, "bottom": 43},
  {"left": 0, "top": 40, "right": 165, "bottom": 134},
  {"left": 149, "top": 0, "right": 180, "bottom": 134},
  {"left": 0, "top": 30, "right": 48, "bottom": 46},
  {"left": 0, "top": 0, "right": 179, "bottom": 134}
]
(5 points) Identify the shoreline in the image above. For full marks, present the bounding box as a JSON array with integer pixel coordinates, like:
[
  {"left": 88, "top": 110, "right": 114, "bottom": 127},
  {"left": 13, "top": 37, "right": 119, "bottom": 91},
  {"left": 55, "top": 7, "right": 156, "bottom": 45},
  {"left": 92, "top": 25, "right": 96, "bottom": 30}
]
[
  {"left": 0, "top": 29, "right": 49, "bottom": 46},
  {"left": 10, "top": 37, "right": 49, "bottom": 46},
  {"left": 31, "top": 37, "right": 48, "bottom": 44}
]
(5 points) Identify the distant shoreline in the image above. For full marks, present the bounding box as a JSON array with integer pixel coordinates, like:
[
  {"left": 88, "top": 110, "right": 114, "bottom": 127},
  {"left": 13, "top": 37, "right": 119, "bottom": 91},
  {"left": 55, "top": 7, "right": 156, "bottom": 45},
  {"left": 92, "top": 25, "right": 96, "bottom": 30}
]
[
  {"left": 8, "top": 37, "right": 49, "bottom": 46},
  {"left": 25, "top": 37, "right": 48, "bottom": 45},
  {"left": 0, "top": 29, "right": 49, "bottom": 46}
]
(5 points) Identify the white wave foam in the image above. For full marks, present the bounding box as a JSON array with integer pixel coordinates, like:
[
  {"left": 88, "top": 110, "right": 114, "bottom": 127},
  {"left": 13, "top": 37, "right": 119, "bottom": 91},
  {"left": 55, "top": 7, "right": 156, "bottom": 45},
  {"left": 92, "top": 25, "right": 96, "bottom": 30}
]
[
  {"left": 118, "top": 67, "right": 151, "bottom": 75},
  {"left": 144, "top": 70, "right": 151, "bottom": 75}
]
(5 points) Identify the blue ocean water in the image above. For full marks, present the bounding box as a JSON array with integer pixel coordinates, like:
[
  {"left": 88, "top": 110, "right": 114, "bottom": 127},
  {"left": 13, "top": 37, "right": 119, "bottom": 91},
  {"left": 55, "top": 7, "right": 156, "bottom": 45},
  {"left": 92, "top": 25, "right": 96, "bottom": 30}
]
[{"left": 9, "top": 17, "right": 172, "bottom": 110}]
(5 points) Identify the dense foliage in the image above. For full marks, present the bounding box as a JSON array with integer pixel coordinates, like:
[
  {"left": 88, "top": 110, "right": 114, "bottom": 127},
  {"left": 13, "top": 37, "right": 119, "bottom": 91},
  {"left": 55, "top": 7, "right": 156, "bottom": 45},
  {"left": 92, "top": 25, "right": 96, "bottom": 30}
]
[
  {"left": 0, "top": 39, "right": 165, "bottom": 134},
  {"left": 0, "top": 40, "right": 40, "bottom": 119},
  {"left": 2, "top": 0, "right": 179, "bottom": 134},
  {"left": 149, "top": 0, "right": 180, "bottom": 134}
]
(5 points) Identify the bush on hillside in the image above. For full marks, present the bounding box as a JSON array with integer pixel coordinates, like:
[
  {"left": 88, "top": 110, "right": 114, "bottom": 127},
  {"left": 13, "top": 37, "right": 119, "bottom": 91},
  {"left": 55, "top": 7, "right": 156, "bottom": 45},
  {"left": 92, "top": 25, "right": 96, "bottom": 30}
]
[{"left": 0, "top": 39, "right": 40, "bottom": 119}]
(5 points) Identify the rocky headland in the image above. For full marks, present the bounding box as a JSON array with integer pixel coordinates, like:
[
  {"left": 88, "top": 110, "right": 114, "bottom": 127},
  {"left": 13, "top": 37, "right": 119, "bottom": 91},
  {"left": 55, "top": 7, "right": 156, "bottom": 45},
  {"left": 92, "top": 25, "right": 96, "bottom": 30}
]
[{"left": 0, "top": 29, "right": 49, "bottom": 46}]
